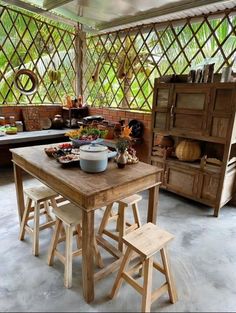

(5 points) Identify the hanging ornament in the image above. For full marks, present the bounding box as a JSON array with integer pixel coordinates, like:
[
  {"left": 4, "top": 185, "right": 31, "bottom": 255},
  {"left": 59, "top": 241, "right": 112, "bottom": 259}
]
[
  {"left": 117, "top": 56, "right": 126, "bottom": 79},
  {"left": 92, "top": 62, "right": 101, "bottom": 82}
]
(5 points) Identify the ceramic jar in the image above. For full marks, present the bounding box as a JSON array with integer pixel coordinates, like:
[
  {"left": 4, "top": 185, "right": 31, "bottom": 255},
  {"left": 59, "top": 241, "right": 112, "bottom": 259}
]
[{"left": 52, "top": 114, "right": 64, "bottom": 129}]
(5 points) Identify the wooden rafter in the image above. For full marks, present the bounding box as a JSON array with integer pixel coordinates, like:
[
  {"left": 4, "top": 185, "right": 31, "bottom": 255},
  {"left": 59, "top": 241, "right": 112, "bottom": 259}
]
[{"left": 43, "top": 0, "right": 74, "bottom": 10}]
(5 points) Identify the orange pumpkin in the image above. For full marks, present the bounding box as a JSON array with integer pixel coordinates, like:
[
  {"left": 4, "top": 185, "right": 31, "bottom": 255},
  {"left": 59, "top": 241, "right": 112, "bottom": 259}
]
[{"left": 175, "top": 140, "right": 201, "bottom": 161}]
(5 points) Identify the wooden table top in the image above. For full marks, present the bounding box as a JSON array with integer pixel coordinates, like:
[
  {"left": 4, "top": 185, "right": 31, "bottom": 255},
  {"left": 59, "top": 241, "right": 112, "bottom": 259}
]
[{"left": 11, "top": 144, "right": 162, "bottom": 210}]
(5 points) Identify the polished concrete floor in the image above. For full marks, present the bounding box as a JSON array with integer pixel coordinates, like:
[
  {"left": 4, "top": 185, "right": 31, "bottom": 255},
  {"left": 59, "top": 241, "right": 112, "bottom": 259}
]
[{"left": 1, "top": 167, "right": 236, "bottom": 312}]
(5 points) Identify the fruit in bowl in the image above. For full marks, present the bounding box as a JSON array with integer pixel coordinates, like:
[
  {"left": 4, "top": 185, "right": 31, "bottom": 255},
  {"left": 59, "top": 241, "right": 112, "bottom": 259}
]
[
  {"left": 65, "top": 127, "right": 108, "bottom": 147},
  {"left": 58, "top": 142, "right": 72, "bottom": 153}
]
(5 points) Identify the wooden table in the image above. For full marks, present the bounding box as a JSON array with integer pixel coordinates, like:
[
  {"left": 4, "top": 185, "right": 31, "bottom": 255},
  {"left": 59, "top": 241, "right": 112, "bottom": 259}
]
[{"left": 11, "top": 144, "right": 162, "bottom": 303}]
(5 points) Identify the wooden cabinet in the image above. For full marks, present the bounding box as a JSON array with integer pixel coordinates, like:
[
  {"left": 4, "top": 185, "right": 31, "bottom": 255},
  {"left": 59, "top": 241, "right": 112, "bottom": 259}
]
[{"left": 150, "top": 81, "right": 236, "bottom": 217}]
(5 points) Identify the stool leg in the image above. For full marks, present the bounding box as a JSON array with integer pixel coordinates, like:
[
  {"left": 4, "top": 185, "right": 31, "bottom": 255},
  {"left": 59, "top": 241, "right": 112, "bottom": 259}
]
[
  {"left": 93, "top": 236, "right": 104, "bottom": 269},
  {"left": 160, "top": 248, "right": 178, "bottom": 304},
  {"left": 48, "top": 218, "right": 62, "bottom": 266},
  {"left": 132, "top": 203, "right": 142, "bottom": 228},
  {"left": 19, "top": 197, "right": 32, "bottom": 240},
  {"left": 44, "top": 200, "right": 53, "bottom": 222},
  {"left": 110, "top": 247, "right": 133, "bottom": 299},
  {"left": 117, "top": 203, "right": 126, "bottom": 252},
  {"left": 98, "top": 203, "right": 113, "bottom": 235},
  {"left": 64, "top": 225, "right": 73, "bottom": 288},
  {"left": 33, "top": 202, "right": 40, "bottom": 256},
  {"left": 141, "top": 257, "right": 153, "bottom": 313}
]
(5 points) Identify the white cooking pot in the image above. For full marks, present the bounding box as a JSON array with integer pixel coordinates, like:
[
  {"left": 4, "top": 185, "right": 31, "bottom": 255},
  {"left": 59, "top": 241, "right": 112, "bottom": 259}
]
[{"left": 80, "top": 143, "right": 108, "bottom": 173}]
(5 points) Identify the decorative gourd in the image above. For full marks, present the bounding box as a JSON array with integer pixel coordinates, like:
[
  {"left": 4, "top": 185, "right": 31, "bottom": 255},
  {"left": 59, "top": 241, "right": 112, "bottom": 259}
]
[
  {"left": 48, "top": 69, "right": 61, "bottom": 83},
  {"left": 175, "top": 140, "right": 201, "bottom": 161}
]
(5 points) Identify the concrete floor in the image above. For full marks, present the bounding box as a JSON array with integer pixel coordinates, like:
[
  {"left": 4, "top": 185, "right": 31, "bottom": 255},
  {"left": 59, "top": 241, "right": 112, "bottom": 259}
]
[{"left": 1, "top": 167, "right": 236, "bottom": 312}]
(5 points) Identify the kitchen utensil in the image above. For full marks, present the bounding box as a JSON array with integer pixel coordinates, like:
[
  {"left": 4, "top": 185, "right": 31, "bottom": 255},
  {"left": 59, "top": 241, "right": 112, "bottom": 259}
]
[{"left": 80, "top": 143, "right": 108, "bottom": 173}]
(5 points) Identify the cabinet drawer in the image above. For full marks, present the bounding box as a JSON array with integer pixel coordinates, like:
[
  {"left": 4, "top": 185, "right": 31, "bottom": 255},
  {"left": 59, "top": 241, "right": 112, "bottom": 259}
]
[{"left": 165, "top": 165, "right": 199, "bottom": 196}]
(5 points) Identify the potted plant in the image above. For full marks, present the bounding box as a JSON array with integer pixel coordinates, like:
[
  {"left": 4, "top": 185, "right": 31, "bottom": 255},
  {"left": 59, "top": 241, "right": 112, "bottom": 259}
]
[{"left": 115, "top": 125, "right": 132, "bottom": 168}]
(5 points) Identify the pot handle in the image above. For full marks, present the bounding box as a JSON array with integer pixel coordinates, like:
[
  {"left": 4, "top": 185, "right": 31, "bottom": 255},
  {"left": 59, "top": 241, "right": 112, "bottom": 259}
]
[{"left": 91, "top": 138, "right": 104, "bottom": 145}]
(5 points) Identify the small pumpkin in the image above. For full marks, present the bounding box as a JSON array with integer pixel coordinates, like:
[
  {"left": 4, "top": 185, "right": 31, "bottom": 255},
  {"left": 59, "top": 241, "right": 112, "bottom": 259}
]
[{"left": 175, "top": 140, "right": 201, "bottom": 161}]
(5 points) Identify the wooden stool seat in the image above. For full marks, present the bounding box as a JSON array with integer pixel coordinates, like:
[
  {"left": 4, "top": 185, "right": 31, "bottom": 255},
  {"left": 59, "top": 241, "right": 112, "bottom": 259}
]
[
  {"left": 123, "top": 223, "right": 174, "bottom": 258},
  {"left": 53, "top": 203, "right": 82, "bottom": 226},
  {"left": 110, "top": 223, "right": 178, "bottom": 312},
  {"left": 48, "top": 203, "right": 103, "bottom": 289},
  {"left": 19, "top": 185, "right": 58, "bottom": 256},
  {"left": 98, "top": 194, "right": 142, "bottom": 253},
  {"left": 24, "top": 186, "right": 58, "bottom": 202}
]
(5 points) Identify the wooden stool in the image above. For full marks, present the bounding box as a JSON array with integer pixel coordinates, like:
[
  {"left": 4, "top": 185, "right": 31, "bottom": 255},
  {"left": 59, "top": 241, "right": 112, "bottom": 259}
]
[
  {"left": 47, "top": 203, "right": 104, "bottom": 288},
  {"left": 19, "top": 186, "right": 58, "bottom": 256},
  {"left": 110, "top": 223, "right": 178, "bottom": 312},
  {"left": 98, "top": 194, "right": 142, "bottom": 252}
]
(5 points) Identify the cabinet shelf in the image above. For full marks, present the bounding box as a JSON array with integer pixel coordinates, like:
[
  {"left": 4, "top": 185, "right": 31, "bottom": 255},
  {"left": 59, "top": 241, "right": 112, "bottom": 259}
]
[{"left": 152, "top": 128, "right": 226, "bottom": 144}]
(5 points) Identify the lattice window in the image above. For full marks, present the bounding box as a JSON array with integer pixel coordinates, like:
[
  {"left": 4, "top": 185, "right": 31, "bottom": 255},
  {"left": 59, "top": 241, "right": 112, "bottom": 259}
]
[
  {"left": 84, "top": 8, "right": 236, "bottom": 112},
  {"left": 0, "top": 5, "right": 76, "bottom": 105}
]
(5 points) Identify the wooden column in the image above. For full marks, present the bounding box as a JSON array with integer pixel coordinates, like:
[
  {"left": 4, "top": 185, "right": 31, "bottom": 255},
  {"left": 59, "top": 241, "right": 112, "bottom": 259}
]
[{"left": 76, "top": 24, "right": 86, "bottom": 97}]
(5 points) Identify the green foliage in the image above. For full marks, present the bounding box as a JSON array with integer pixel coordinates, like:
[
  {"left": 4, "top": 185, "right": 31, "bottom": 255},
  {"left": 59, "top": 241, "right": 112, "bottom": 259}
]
[
  {"left": 0, "top": 5, "right": 76, "bottom": 105},
  {"left": 85, "top": 13, "right": 236, "bottom": 111}
]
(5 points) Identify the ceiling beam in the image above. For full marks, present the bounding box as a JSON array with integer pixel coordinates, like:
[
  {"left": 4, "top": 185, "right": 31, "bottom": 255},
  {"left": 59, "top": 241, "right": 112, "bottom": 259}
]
[
  {"left": 43, "top": 0, "right": 74, "bottom": 10},
  {"left": 97, "top": 0, "right": 232, "bottom": 31}
]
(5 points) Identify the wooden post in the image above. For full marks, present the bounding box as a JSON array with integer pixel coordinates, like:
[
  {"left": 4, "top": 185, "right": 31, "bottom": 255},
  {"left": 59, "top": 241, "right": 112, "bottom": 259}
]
[
  {"left": 13, "top": 163, "right": 25, "bottom": 223},
  {"left": 82, "top": 209, "right": 95, "bottom": 303},
  {"left": 76, "top": 24, "right": 86, "bottom": 97}
]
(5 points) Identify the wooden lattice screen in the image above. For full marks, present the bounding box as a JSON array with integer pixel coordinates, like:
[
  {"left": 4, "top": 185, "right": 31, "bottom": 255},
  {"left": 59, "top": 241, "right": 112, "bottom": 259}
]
[
  {"left": 84, "top": 8, "right": 236, "bottom": 112},
  {"left": 0, "top": 5, "right": 76, "bottom": 105}
]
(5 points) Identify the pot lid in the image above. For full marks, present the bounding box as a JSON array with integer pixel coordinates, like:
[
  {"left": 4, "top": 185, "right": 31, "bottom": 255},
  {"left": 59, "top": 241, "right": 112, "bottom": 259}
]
[{"left": 80, "top": 143, "right": 108, "bottom": 153}]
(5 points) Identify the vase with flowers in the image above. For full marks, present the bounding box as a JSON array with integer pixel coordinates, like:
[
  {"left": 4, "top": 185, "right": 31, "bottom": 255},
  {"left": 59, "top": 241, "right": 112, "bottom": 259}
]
[{"left": 115, "top": 125, "right": 132, "bottom": 168}]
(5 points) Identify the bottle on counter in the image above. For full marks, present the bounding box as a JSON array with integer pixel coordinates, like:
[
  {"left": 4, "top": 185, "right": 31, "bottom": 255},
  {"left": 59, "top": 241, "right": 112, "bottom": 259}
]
[{"left": 15, "top": 121, "right": 24, "bottom": 132}]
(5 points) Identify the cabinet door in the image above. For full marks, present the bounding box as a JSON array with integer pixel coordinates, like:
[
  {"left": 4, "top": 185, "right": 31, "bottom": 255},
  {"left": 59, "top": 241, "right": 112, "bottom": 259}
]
[
  {"left": 209, "top": 86, "right": 234, "bottom": 140},
  {"left": 201, "top": 174, "right": 220, "bottom": 202},
  {"left": 165, "top": 165, "right": 199, "bottom": 197},
  {"left": 169, "top": 85, "right": 210, "bottom": 136},
  {"left": 153, "top": 84, "right": 172, "bottom": 131}
]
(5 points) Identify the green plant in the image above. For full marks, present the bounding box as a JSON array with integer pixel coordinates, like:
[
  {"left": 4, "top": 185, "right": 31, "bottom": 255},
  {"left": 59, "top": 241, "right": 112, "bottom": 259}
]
[{"left": 115, "top": 138, "right": 130, "bottom": 153}]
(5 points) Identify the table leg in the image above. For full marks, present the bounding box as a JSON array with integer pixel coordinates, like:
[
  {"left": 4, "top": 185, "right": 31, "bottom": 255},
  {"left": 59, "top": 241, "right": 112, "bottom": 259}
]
[
  {"left": 147, "top": 184, "right": 159, "bottom": 224},
  {"left": 82, "top": 210, "right": 95, "bottom": 303},
  {"left": 13, "top": 163, "right": 25, "bottom": 224}
]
